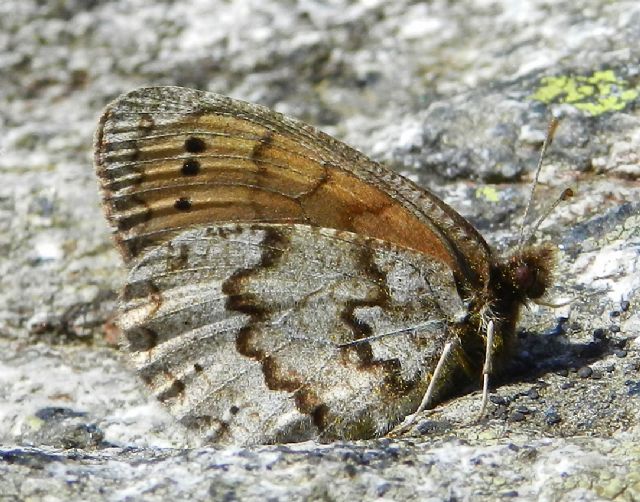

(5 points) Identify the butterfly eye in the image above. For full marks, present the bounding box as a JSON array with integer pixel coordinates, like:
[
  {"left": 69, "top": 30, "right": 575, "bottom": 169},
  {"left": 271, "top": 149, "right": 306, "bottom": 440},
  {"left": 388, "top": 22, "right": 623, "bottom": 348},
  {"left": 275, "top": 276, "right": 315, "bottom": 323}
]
[
  {"left": 515, "top": 263, "right": 534, "bottom": 290},
  {"left": 515, "top": 261, "right": 547, "bottom": 299}
]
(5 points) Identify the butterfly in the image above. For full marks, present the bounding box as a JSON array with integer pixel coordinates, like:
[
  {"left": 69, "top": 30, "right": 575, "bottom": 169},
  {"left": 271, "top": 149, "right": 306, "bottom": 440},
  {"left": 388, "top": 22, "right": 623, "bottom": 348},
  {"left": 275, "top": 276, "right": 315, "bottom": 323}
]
[{"left": 94, "top": 86, "right": 554, "bottom": 445}]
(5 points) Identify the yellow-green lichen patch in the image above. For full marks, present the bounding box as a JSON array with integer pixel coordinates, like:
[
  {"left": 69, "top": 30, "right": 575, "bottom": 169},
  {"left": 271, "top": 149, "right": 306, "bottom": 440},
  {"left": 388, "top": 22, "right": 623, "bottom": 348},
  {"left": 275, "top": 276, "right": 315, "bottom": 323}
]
[
  {"left": 475, "top": 186, "right": 501, "bottom": 203},
  {"left": 530, "top": 70, "right": 638, "bottom": 116}
]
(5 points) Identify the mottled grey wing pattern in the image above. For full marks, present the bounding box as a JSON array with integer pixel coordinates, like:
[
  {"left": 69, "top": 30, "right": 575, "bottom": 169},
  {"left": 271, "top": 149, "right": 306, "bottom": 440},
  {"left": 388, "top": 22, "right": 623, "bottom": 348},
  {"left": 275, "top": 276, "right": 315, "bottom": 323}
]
[{"left": 119, "top": 223, "right": 465, "bottom": 445}]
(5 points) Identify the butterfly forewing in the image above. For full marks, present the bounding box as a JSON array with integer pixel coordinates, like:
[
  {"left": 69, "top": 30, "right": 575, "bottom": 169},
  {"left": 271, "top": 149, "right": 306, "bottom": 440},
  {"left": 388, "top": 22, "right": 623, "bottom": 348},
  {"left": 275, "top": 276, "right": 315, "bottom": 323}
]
[{"left": 95, "top": 86, "right": 492, "bottom": 289}]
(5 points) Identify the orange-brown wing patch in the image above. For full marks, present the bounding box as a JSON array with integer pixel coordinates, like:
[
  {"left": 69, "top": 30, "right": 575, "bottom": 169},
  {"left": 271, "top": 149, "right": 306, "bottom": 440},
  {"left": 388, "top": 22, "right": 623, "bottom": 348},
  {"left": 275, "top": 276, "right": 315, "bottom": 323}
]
[{"left": 95, "top": 87, "right": 490, "bottom": 287}]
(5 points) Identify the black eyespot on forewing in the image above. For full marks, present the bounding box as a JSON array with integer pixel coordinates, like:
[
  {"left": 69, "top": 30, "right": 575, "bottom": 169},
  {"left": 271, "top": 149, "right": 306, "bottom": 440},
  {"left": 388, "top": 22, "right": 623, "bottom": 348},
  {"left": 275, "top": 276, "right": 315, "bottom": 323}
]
[
  {"left": 182, "top": 159, "right": 201, "bottom": 176},
  {"left": 174, "top": 197, "right": 192, "bottom": 212},
  {"left": 184, "top": 137, "right": 206, "bottom": 153}
]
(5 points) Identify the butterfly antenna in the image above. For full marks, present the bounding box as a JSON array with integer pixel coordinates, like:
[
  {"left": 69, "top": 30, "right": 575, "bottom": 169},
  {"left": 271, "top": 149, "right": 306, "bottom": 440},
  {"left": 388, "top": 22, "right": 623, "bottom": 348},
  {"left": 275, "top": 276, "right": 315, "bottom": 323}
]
[
  {"left": 522, "top": 187, "right": 574, "bottom": 246},
  {"left": 517, "top": 117, "right": 560, "bottom": 250}
]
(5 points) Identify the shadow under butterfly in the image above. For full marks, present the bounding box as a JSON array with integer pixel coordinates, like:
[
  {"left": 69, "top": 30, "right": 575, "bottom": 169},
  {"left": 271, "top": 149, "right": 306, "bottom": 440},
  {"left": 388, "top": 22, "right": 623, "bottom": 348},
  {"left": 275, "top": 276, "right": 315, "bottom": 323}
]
[{"left": 94, "top": 86, "right": 558, "bottom": 446}]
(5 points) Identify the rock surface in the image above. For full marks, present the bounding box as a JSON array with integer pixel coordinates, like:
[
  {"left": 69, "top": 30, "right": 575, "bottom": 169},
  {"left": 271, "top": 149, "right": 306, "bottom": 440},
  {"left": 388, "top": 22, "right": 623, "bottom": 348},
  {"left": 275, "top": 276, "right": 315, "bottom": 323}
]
[{"left": 1, "top": 0, "right": 639, "bottom": 500}]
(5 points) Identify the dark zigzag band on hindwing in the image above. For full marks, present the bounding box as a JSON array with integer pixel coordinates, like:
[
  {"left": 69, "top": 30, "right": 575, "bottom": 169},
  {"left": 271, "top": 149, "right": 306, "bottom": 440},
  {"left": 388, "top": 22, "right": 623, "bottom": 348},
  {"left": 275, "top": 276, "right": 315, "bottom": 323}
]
[
  {"left": 221, "top": 227, "right": 329, "bottom": 431},
  {"left": 219, "top": 226, "right": 441, "bottom": 437},
  {"left": 118, "top": 223, "right": 468, "bottom": 444},
  {"left": 339, "top": 244, "right": 421, "bottom": 401}
]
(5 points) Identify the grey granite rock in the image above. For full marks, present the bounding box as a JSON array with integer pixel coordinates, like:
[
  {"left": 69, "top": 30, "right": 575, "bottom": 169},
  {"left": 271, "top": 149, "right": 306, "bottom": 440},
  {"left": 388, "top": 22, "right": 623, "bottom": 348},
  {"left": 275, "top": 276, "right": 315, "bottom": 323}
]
[{"left": 1, "top": 0, "right": 639, "bottom": 500}]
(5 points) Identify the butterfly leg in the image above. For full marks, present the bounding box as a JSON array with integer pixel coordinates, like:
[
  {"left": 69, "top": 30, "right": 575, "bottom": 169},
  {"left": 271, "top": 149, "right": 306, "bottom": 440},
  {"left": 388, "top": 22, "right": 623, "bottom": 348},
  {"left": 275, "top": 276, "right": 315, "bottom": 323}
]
[
  {"left": 477, "top": 319, "right": 495, "bottom": 420},
  {"left": 391, "top": 339, "right": 457, "bottom": 434}
]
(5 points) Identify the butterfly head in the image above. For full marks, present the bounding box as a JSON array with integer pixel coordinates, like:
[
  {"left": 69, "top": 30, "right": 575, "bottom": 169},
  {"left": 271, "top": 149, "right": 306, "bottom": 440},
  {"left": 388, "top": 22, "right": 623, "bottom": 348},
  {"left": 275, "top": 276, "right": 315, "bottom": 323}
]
[{"left": 491, "top": 243, "right": 555, "bottom": 305}]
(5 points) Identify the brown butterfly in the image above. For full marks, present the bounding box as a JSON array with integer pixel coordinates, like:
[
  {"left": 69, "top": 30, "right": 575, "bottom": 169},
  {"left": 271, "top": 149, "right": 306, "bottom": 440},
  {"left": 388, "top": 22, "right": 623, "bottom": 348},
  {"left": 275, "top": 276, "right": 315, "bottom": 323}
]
[{"left": 94, "top": 86, "right": 554, "bottom": 445}]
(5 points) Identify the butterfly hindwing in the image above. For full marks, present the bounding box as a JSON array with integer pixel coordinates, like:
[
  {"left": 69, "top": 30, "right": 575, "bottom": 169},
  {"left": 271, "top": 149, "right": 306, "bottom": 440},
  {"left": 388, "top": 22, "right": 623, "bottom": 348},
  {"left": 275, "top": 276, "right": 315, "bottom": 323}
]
[{"left": 119, "top": 223, "right": 465, "bottom": 445}]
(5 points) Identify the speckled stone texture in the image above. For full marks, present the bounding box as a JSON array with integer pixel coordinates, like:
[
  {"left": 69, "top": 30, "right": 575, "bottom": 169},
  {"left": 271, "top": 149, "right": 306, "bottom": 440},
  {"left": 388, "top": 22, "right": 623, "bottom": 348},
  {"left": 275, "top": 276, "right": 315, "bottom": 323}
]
[{"left": 1, "top": 0, "right": 639, "bottom": 500}]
